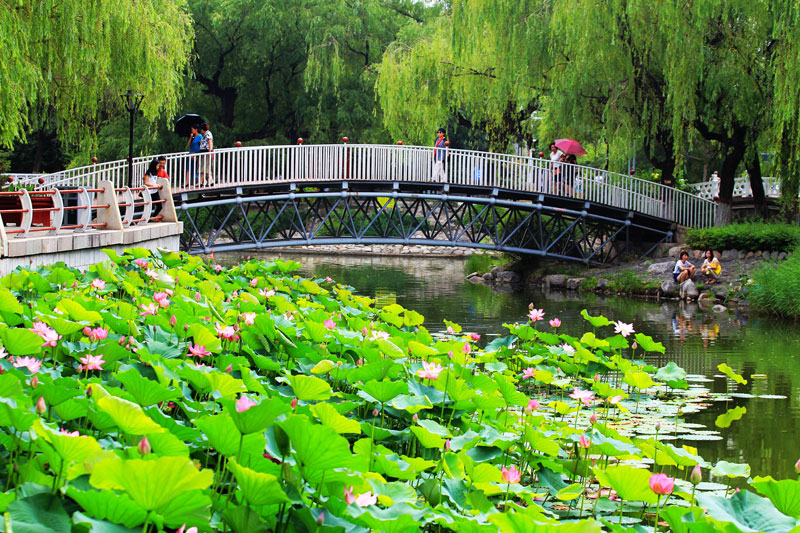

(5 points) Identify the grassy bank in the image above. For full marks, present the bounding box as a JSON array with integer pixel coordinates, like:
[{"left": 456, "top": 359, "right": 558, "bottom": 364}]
[
  {"left": 687, "top": 222, "right": 800, "bottom": 252},
  {"left": 750, "top": 251, "right": 800, "bottom": 318}
]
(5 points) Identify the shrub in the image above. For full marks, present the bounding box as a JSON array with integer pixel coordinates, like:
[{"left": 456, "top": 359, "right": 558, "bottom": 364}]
[
  {"left": 686, "top": 222, "right": 800, "bottom": 252},
  {"left": 750, "top": 251, "right": 800, "bottom": 318},
  {"left": 463, "top": 253, "right": 512, "bottom": 274}
]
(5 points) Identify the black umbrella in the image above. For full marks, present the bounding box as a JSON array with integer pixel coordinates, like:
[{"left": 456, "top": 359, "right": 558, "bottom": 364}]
[{"left": 174, "top": 114, "right": 207, "bottom": 137}]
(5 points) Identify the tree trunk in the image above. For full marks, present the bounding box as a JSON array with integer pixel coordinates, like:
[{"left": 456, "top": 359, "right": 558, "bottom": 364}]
[
  {"left": 716, "top": 140, "right": 746, "bottom": 226},
  {"left": 30, "top": 128, "right": 45, "bottom": 173},
  {"left": 745, "top": 150, "right": 768, "bottom": 219}
]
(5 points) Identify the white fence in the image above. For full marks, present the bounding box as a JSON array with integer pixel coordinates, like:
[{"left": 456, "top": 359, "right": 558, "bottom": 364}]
[
  {"left": 6, "top": 144, "right": 717, "bottom": 228},
  {"left": 690, "top": 176, "right": 783, "bottom": 200}
]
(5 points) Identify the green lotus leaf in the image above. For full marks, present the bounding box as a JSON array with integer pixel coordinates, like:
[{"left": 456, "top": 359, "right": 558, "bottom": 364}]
[
  {"left": 204, "top": 372, "right": 247, "bottom": 398},
  {"left": 221, "top": 506, "right": 268, "bottom": 533},
  {"left": 579, "top": 332, "right": 609, "bottom": 350},
  {"left": 146, "top": 430, "right": 190, "bottom": 457},
  {"left": 71, "top": 512, "right": 139, "bottom": 533},
  {"left": 280, "top": 415, "right": 354, "bottom": 471},
  {"left": 115, "top": 370, "right": 179, "bottom": 407},
  {"left": 403, "top": 309, "right": 424, "bottom": 327},
  {"left": 718, "top": 363, "right": 748, "bottom": 385},
  {"left": 310, "top": 359, "right": 337, "bottom": 374},
  {"left": 556, "top": 482, "right": 585, "bottom": 501},
  {"left": 228, "top": 396, "right": 290, "bottom": 435},
  {"left": 47, "top": 317, "right": 86, "bottom": 336},
  {"left": 285, "top": 373, "right": 332, "bottom": 401},
  {"left": 524, "top": 427, "right": 561, "bottom": 457},
  {"left": 187, "top": 324, "right": 222, "bottom": 353},
  {"left": 408, "top": 340, "right": 437, "bottom": 358},
  {"left": 633, "top": 333, "right": 665, "bottom": 353},
  {"left": 227, "top": 457, "right": 289, "bottom": 506},
  {"left": 0, "top": 328, "right": 44, "bottom": 356},
  {"left": 697, "top": 489, "right": 797, "bottom": 533},
  {"left": 0, "top": 373, "right": 23, "bottom": 399},
  {"left": 0, "top": 287, "right": 23, "bottom": 314},
  {"left": 655, "top": 362, "right": 687, "bottom": 383},
  {"left": 95, "top": 395, "right": 165, "bottom": 436},
  {"left": 715, "top": 406, "right": 747, "bottom": 428},
  {"left": 347, "top": 359, "right": 401, "bottom": 383},
  {"left": 376, "top": 338, "right": 405, "bottom": 359},
  {"left": 592, "top": 465, "right": 658, "bottom": 504},
  {"left": 7, "top": 493, "right": 71, "bottom": 533},
  {"left": 495, "top": 375, "right": 527, "bottom": 407},
  {"left": 33, "top": 420, "right": 103, "bottom": 466},
  {"left": 358, "top": 379, "right": 408, "bottom": 404},
  {"left": 580, "top": 309, "right": 612, "bottom": 328},
  {"left": 311, "top": 402, "right": 361, "bottom": 434},
  {"left": 89, "top": 456, "right": 213, "bottom": 513},
  {"left": 623, "top": 370, "right": 656, "bottom": 390},
  {"left": 391, "top": 394, "right": 434, "bottom": 413},
  {"left": 751, "top": 476, "right": 800, "bottom": 518},
  {"left": 484, "top": 335, "right": 517, "bottom": 354},
  {"left": 411, "top": 425, "right": 445, "bottom": 448},
  {"left": 711, "top": 461, "right": 751, "bottom": 479},
  {"left": 58, "top": 299, "right": 102, "bottom": 323}
]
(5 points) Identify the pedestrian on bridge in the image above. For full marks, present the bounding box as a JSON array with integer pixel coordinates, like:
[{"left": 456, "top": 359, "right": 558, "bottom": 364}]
[
  {"left": 432, "top": 127, "right": 448, "bottom": 182},
  {"left": 199, "top": 123, "right": 214, "bottom": 186},
  {"left": 549, "top": 142, "right": 564, "bottom": 194},
  {"left": 186, "top": 125, "right": 202, "bottom": 185}
]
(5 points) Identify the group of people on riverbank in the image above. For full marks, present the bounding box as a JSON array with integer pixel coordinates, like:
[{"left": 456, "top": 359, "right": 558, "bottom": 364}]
[{"left": 673, "top": 250, "right": 722, "bottom": 284}]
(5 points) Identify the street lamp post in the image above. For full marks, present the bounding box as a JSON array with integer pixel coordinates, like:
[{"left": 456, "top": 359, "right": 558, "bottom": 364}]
[{"left": 120, "top": 90, "right": 144, "bottom": 188}]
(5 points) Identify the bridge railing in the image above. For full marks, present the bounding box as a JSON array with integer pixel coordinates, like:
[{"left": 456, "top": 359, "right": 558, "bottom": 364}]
[
  {"left": 689, "top": 176, "right": 783, "bottom": 200},
  {"left": 15, "top": 143, "right": 716, "bottom": 227}
]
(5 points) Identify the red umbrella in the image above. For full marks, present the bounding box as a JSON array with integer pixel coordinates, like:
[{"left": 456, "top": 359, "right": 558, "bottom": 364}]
[{"left": 554, "top": 138, "right": 587, "bottom": 156}]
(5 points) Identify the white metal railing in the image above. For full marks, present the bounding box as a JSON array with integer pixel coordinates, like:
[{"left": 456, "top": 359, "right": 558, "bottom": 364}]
[
  {"left": 690, "top": 176, "right": 783, "bottom": 200},
  {"left": 10, "top": 144, "right": 717, "bottom": 228}
]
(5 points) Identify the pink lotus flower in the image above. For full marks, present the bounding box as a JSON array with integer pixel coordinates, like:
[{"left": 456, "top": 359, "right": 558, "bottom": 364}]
[
  {"left": 260, "top": 288, "right": 275, "bottom": 298},
  {"left": 579, "top": 435, "right": 591, "bottom": 449},
  {"left": 188, "top": 344, "right": 211, "bottom": 358},
  {"left": 0, "top": 346, "right": 7, "bottom": 359},
  {"left": 649, "top": 473, "right": 674, "bottom": 495},
  {"left": 614, "top": 321, "right": 635, "bottom": 338},
  {"left": 524, "top": 399, "right": 540, "bottom": 414},
  {"left": 78, "top": 354, "right": 105, "bottom": 371},
  {"left": 138, "top": 436, "right": 151, "bottom": 456},
  {"left": 470, "top": 333, "right": 481, "bottom": 341},
  {"left": 549, "top": 318, "right": 561, "bottom": 328},
  {"left": 569, "top": 387, "right": 595, "bottom": 407},
  {"left": 153, "top": 292, "right": 170, "bottom": 308},
  {"left": 369, "top": 330, "right": 390, "bottom": 341},
  {"left": 446, "top": 326, "right": 455, "bottom": 335},
  {"left": 144, "top": 269, "right": 158, "bottom": 280},
  {"left": 236, "top": 396, "right": 256, "bottom": 413},
  {"left": 176, "top": 525, "right": 198, "bottom": 533},
  {"left": 462, "top": 342, "right": 471, "bottom": 354},
  {"left": 214, "top": 322, "right": 236, "bottom": 341},
  {"left": 561, "top": 343, "right": 575, "bottom": 355},
  {"left": 31, "top": 321, "right": 61, "bottom": 347},
  {"left": 607, "top": 395, "right": 624, "bottom": 405},
  {"left": 60, "top": 428, "right": 79, "bottom": 436},
  {"left": 444, "top": 439, "right": 451, "bottom": 451},
  {"left": 325, "top": 276, "right": 333, "bottom": 283},
  {"left": 225, "top": 364, "right": 233, "bottom": 373},
  {"left": 344, "top": 486, "right": 356, "bottom": 505},
  {"left": 416, "top": 361, "right": 443, "bottom": 380},
  {"left": 241, "top": 312, "right": 256, "bottom": 326},
  {"left": 170, "top": 315, "right": 177, "bottom": 327},
  {"left": 528, "top": 308, "right": 545, "bottom": 322},
  {"left": 291, "top": 397, "right": 298, "bottom": 410},
  {"left": 323, "top": 318, "right": 336, "bottom": 330},
  {"left": 35, "top": 396, "right": 46, "bottom": 414},
  {"left": 91, "top": 278, "right": 106, "bottom": 290},
  {"left": 13, "top": 356, "right": 42, "bottom": 374},
  {"left": 84, "top": 327, "right": 108, "bottom": 341},
  {"left": 501, "top": 465, "right": 521, "bottom": 484},
  {"left": 355, "top": 492, "right": 377, "bottom": 507},
  {"left": 522, "top": 367, "right": 536, "bottom": 380},
  {"left": 140, "top": 303, "right": 158, "bottom": 316},
  {"left": 214, "top": 265, "right": 223, "bottom": 273},
  {"left": 589, "top": 413, "right": 598, "bottom": 425},
  {"left": 690, "top": 465, "right": 702, "bottom": 485},
  {"left": 134, "top": 258, "right": 148, "bottom": 268},
  {"left": 796, "top": 459, "right": 800, "bottom": 475}
]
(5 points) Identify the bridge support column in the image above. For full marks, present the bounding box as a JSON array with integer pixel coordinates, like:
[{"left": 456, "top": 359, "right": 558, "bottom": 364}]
[{"left": 97, "top": 180, "right": 123, "bottom": 231}]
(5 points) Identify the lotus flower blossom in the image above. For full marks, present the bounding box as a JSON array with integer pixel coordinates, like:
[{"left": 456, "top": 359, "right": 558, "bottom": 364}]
[
  {"left": 355, "top": 492, "right": 377, "bottom": 507},
  {"left": 78, "top": 354, "right": 105, "bottom": 372},
  {"left": 13, "top": 356, "right": 41, "bottom": 374},
  {"left": 134, "top": 258, "right": 148, "bottom": 268},
  {"left": 60, "top": 428, "right": 79, "bottom": 437},
  {"left": 144, "top": 269, "right": 158, "bottom": 280},
  {"left": 214, "top": 265, "right": 223, "bottom": 273},
  {"left": 579, "top": 435, "right": 591, "bottom": 449},
  {"left": 416, "top": 361, "right": 443, "bottom": 380},
  {"left": 446, "top": 326, "right": 455, "bottom": 335},
  {"left": 0, "top": 346, "right": 7, "bottom": 359},
  {"left": 325, "top": 276, "right": 333, "bottom": 282},
  {"left": 344, "top": 486, "right": 356, "bottom": 505},
  {"left": 170, "top": 315, "right": 177, "bottom": 327},
  {"left": 235, "top": 396, "right": 256, "bottom": 413},
  {"left": 522, "top": 367, "right": 536, "bottom": 380},
  {"left": 323, "top": 318, "right": 336, "bottom": 330},
  {"left": 83, "top": 327, "right": 108, "bottom": 341},
  {"left": 188, "top": 344, "right": 211, "bottom": 358},
  {"left": 614, "top": 321, "right": 635, "bottom": 338},
  {"left": 528, "top": 308, "right": 545, "bottom": 322},
  {"left": 239, "top": 312, "right": 256, "bottom": 326},
  {"left": 549, "top": 318, "right": 561, "bottom": 328},
  {"left": 524, "top": 399, "right": 540, "bottom": 414},
  {"left": 501, "top": 465, "right": 522, "bottom": 484},
  {"left": 91, "top": 278, "right": 106, "bottom": 290},
  {"left": 462, "top": 342, "right": 471, "bottom": 355},
  {"left": 35, "top": 396, "right": 46, "bottom": 415},
  {"left": 560, "top": 343, "right": 575, "bottom": 355},
  {"left": 795, "top": 458, "right": 800, "bottom": 475},
  {"left": 569, "top": 387, "right": 595, "bottom": 407},
  {"left": 214, "top": 322, "right": 237, "bottom": 341},
  {"left": 470, "top": 333, "right": 481, "bottom": 341},
  {"left": 369, "top": 330, "right": 390, "bottom": 341},
  {"left": 31, "top": 321, "right": 61, "bottom": 347},
  {"left": 31, "top": 375, "right": 38, "bottom": 388},
  {"left": 607, "top": 395, "right": 624, "bottom": 405},
  {"left": 260, "top": 288, "right": 275, "bottom": 298},
  {"left": 153, "top": 292, "right": 170, "bottom": 308},
  {"left": 140, "top": 303, "right": 158, "bottom": 316},
  {"left": 176, "top": 525, "right": 198, "bottom": 533},
  {"left": 589, "top": 413, "right": 598, "bottom": 425},
  {"left": 249, "top": 278, "right": 258, "bottom": 287},
  {"left": 649, "top": 473, "right": 675, "bottom": 495}
]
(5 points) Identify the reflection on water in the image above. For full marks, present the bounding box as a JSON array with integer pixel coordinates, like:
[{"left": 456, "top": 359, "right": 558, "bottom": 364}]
[{"left": 223, "top": 251, "right": 800, "bottom": 480}]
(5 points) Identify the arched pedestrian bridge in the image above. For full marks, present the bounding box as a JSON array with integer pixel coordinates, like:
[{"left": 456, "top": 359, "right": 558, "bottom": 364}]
[{"left": 3, "top": 144, "right": 716, "bottom": 265}]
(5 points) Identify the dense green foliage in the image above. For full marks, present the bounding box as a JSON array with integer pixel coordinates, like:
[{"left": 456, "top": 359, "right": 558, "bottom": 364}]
[
  {"left": 750, "top": 251, "right": 800, "bottom": 318},
  {"left": 687, "top": 223, "right": 800, "bottom": 252},
  {"left": 0, "top": 250, "right": 797, "bottom": 531}
]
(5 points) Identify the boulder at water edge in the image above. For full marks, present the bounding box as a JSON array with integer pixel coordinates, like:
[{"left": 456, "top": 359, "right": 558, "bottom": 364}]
[
  {"left": 647, "top": 261, "right": 674, "bottom": 275},
  {"left": 545, "top": 274, "right": 568, "bottom": 288},
  {"left": 661, "top": 279, "right": 679, "bottom": 296},
  {"left": 681, "top": 279, "right": 699, "bottom": 300}
]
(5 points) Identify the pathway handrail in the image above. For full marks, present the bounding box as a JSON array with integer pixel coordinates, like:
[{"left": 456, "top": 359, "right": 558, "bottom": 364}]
[
  {"left": 14, "top": 144, "right": 717, "bottom": 228},
  {"left": 689, "top": 176, "right": 783, "bottom": 200}
]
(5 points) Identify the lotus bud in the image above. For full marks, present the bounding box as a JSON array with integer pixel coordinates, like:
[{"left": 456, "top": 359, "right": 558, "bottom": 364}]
[
  {"left": 291, "top": 397, "right": 298, "bottom": 410},
  {"left": 83, "top": 326, "right": 92, "bottom": 337},
  {"left": 138, "top": 436, "right": 151, "bottom": 456},
  {"left": 31, "top": 375, "right": 39, "bottom": 388},
  {"left": 362, "top": 327, "right": 369, "bottom": 336},
  {"left": 195, "top": 292, "right": 202, "bottom": 301},
  {"left": 170, "top": 315, "right": 177, "bottom": 327},
  {"left": 184, "top": 324, "right": 190, "bottom": 331},
  {"left": 119, "top": 336, "right": 126, "bottom": 345},
  {"left": 373, "top": 409, "right": 379, "bottom": 417},
  {"left": 589, "top": 413, "right": 597, "bottom": 425},
  {"left": 795, "top": 458, "right": 800, "bottom": 475},
  {"left": 447, "top": 350, "right": 454, "bottom": 359},
  {"left": 129, "top": 336, "right": 135, "bottom": 345},
  {"left": 690, "top": 465, "right": 702, "bottom": 485},
  {"left": 86, "top": 386, "right": 92, "bottom": 398},
  {"left": 445, "top": 439, "right": 451, "bottom": 451},
  {"left": 35, "top": 396, "right": 46, "bottom": 415},
  {"left": 225, "top": 364, "right": 232, "bottom": 373},
  {"left": 655, "top": 422, "right": 661, "bottom": 432},
  {"left": 412, "top": 414, "right": 419, "bottom": 424},
  {"left": 316, "top": 512, "right": 325, "bottom": 526}
]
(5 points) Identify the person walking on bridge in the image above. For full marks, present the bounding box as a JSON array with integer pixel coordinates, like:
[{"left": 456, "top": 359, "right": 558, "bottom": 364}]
[
  {"left": 199, "top": 123, "right": 214, "bottom": 186},
  {"left": 432, "top": 127, "right": 448, "bottom": 182}
]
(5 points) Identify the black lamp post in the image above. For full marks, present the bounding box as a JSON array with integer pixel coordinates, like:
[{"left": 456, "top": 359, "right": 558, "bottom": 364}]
[{"left": 120, "top": 89, "right": 144, "bottom": 188}]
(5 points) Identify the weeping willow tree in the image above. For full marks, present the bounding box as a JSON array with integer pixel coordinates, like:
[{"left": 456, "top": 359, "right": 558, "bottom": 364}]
[{"left": 0, "top": 0, "right": 193, "bottom": 149}]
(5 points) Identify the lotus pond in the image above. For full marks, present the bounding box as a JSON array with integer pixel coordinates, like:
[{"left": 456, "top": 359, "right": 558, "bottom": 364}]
[{"left": 0, "top": 249, "right": 798, "bottom": 533}]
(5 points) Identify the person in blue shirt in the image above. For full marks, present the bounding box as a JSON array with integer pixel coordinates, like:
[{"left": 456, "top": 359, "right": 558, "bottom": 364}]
[
  {"left": 432, "top": 127, "right": 447, "bottom": 182},
  {"left": 186, "top": 124, "right": 202, "bottom": 185}
]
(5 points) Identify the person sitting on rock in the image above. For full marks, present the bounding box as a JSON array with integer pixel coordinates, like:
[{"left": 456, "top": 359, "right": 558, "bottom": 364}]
[
  {"left": 673, "top": 251, "right": 696, "bottom": 283},
  {"left": 700, "top": 249, "right": 722, "bottom": 284}
]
